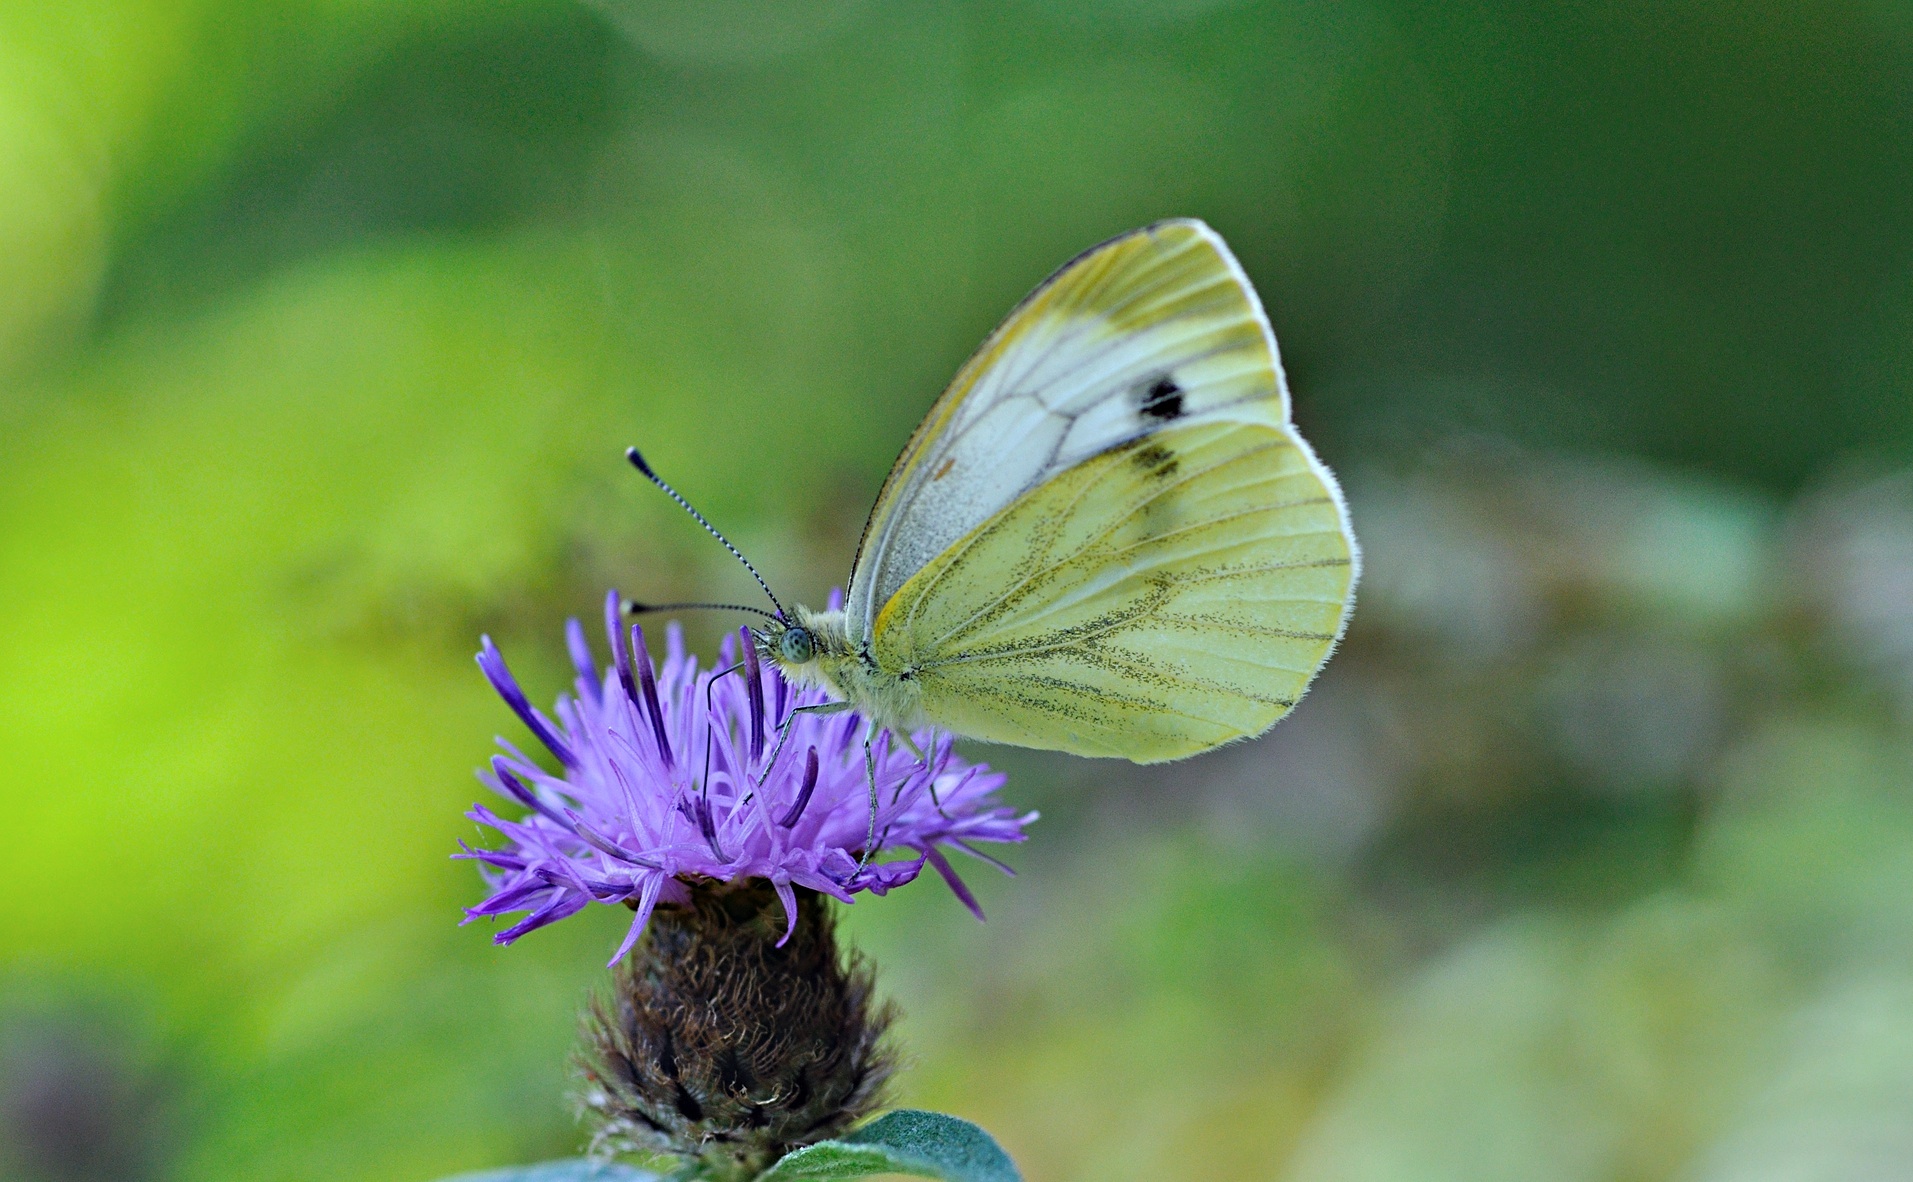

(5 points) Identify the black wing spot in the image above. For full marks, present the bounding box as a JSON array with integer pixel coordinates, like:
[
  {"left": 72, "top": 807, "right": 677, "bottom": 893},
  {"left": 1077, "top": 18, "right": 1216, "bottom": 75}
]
[
  {"left": 1137, "top": 375, "right": 1184, "bottom": 421},
  {"left": 1132, "top": 442, "right": 1180, "bottom": 478}
]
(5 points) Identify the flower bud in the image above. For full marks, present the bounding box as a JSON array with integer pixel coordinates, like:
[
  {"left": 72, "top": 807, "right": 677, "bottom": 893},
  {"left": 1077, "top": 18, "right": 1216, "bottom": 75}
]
[{"left": 578, "top": 882, "right": 895, "bottom": 1181}]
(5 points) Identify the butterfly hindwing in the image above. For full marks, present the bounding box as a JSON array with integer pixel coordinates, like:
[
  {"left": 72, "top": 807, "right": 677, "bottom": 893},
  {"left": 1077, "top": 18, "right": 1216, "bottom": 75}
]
[{"left": 872, "top": 414, "right": 1354, "bottom": 761}]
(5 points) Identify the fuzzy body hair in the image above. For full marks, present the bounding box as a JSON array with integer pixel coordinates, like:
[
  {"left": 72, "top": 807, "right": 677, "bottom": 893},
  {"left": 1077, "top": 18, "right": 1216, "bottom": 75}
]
[{"left": 759, "top": 607, "right": 926, "bottom": 735}]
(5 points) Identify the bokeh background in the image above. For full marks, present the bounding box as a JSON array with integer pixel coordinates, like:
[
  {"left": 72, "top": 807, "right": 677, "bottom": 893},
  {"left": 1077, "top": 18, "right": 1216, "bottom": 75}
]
[{"left": 5, "top": 2, "right": 1913, "bottom": 1180}]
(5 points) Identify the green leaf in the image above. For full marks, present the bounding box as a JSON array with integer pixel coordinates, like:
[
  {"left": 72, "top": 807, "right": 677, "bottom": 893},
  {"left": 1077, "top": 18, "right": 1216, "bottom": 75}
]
[
  {"left": 435, "top": 1161, "right": 659, "bottom": 1182},
  {"left": 756, "top": 1110, "right": 1021, "bottom": 1182}
]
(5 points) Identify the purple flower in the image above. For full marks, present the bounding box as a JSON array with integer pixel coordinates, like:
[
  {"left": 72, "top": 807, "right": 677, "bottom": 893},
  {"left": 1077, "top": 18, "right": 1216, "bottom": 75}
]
[{"left": 461, "top": 591, "right": 1035, "bottom": 964}]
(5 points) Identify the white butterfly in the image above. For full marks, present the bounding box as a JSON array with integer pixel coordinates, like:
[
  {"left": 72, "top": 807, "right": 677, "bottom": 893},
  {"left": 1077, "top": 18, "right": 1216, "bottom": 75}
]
[{"left": 632, "top": 218, "right": 1357, "bottom": 794}]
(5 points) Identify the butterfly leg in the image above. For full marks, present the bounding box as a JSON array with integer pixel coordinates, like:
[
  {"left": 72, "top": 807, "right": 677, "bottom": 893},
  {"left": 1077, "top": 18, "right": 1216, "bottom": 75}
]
[
  {"left": 855, "top": 719, "right": 880, "bottom": 871},
  {"left": 757, "top": 699, "right": 852, "bottom": 785},
  {"left": 892, "top": 727, "right": 928, "bottom": 765}
]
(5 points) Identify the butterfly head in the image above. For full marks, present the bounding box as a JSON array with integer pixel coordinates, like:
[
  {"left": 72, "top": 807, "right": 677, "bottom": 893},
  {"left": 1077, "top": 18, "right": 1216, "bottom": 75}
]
[
  {"left": 776, "top": 624, "right": 816, "bottom": 664},
  {"left": 755, "top": 606, "right": 855, "bottom": 695},
  {"left": 754, "top": 615, "right": 813, "bottom": 668}
]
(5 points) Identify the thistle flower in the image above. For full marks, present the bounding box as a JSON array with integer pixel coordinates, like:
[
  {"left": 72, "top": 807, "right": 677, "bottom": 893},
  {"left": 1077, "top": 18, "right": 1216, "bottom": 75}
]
[{"left": 461, "top": 591, "right": 1034, "bottom": 964}]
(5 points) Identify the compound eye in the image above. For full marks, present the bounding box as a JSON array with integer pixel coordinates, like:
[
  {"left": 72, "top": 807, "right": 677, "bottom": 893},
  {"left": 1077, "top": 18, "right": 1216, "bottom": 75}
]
[{"left": 780, "top": 627, "right": 815, "bottom": 664}]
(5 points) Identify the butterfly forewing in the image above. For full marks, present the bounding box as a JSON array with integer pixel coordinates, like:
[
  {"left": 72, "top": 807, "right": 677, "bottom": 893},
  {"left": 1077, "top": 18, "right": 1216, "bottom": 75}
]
[{"left": 844, "top": 220, "right": 1292, "bottom": 642}]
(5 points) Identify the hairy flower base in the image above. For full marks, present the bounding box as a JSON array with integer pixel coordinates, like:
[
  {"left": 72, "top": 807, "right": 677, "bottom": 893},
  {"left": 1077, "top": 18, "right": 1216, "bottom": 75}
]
[{"left": 578, "top": 882, "right": 896, "bottom": 1182}]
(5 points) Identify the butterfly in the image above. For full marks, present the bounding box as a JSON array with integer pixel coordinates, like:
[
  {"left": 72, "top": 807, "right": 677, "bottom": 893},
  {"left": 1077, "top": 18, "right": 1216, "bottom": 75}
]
[{"left": 630, "top": 218, "right": 1357, "bottom": 775}]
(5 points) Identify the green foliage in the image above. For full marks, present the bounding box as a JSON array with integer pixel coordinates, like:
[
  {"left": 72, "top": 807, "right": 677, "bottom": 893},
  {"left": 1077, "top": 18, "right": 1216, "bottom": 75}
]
[
  {"left": 757, "top": 1111, "right": 1022, "bottom": 1182},
  {"left": 431, "top": 1111, "right": 1019, "bottom": 1182}
]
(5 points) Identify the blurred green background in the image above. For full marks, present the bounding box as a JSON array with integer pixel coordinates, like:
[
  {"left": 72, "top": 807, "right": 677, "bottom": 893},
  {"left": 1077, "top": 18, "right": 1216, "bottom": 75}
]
[{"left": 5, "top": 2, "right": 1913, "bottom": 1180}]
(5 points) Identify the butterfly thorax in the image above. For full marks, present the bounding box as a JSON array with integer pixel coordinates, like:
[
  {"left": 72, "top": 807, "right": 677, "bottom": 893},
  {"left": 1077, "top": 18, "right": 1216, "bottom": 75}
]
[{"left": 758, "top": 605, "right": 926, "bottom": 734}]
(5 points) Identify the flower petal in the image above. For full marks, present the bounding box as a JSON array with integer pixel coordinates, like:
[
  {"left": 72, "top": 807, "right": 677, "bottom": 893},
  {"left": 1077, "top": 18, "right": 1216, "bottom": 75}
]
[
  {"left": 477, "top": 636, "right": 577, "bottom": 767},
  {"left": 924, "top": 846, "right": 985, "bottom": 920},
  {"left": 462, "top": 592, "right": 1029, "bottom": 948}
]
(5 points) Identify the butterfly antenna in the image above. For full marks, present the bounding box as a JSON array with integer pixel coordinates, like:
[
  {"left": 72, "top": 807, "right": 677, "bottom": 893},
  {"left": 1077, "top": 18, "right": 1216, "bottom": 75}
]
[
  {"left": 626, "top": 447, "right": 788, "bottom": 620},
  {"left": 624, "top": 599, "right": 780, "bottom": 622}
]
